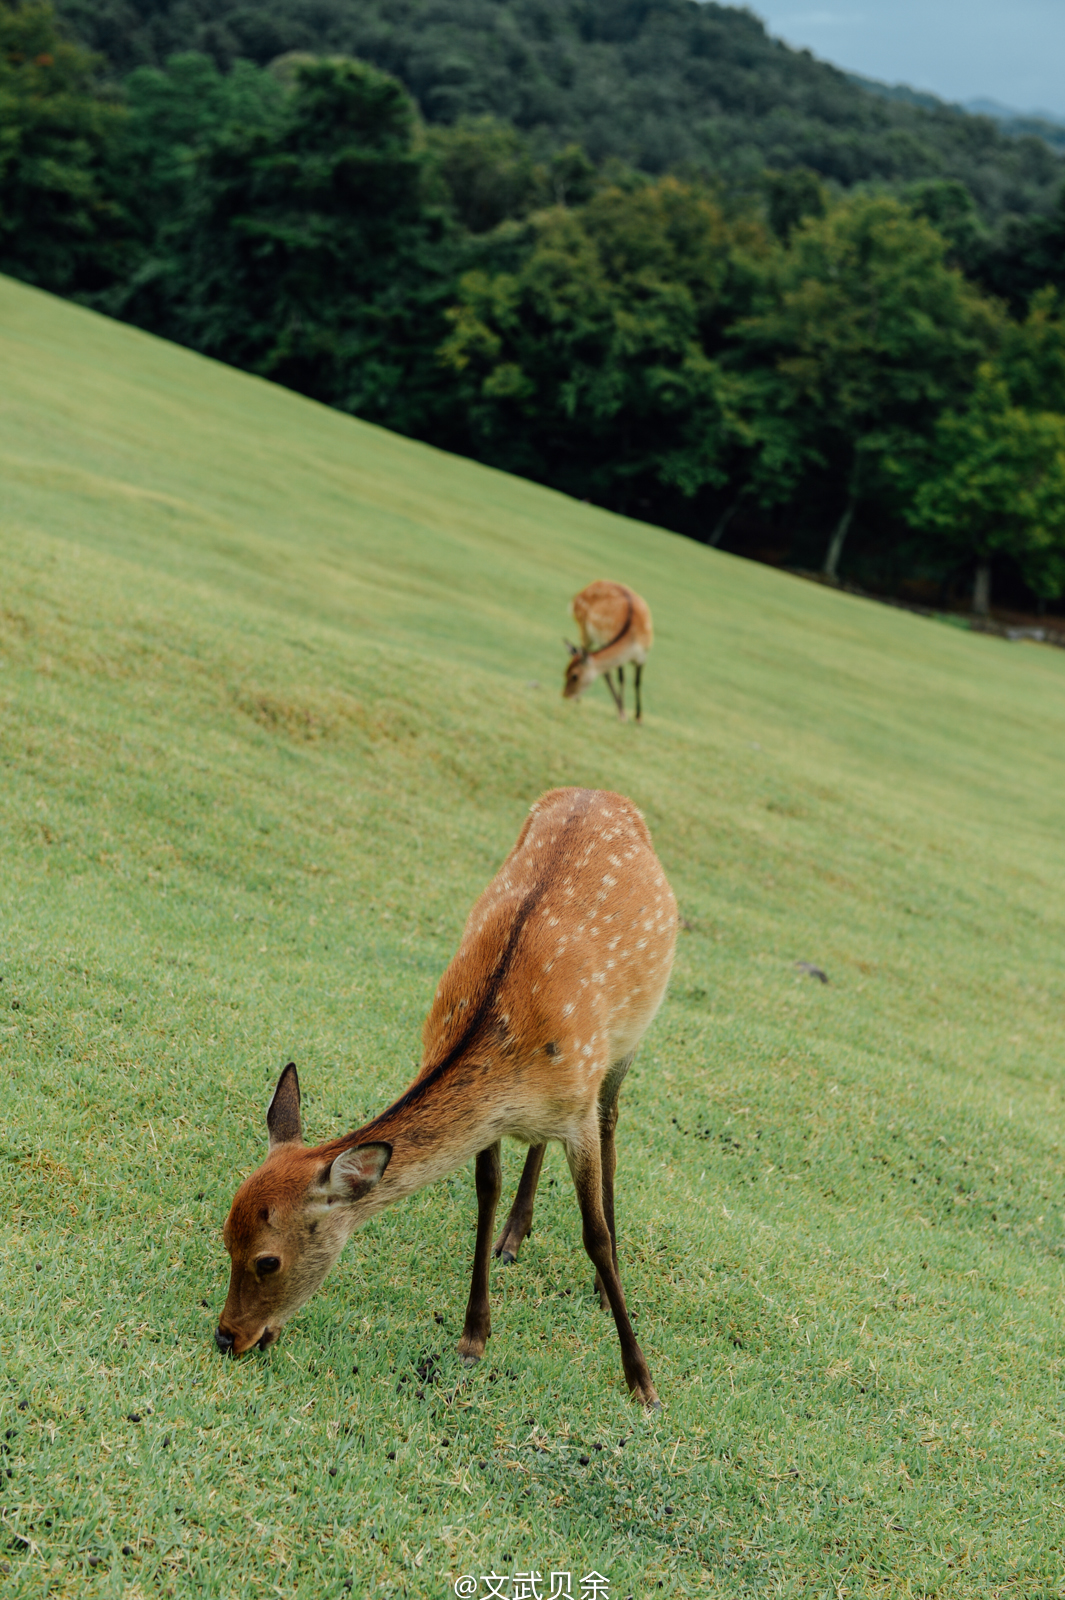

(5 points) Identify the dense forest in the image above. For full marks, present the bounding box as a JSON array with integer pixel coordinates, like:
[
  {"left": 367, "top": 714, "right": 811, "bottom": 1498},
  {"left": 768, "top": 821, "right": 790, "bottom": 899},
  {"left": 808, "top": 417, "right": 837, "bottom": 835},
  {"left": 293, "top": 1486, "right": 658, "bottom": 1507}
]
[
  {"left": 6, "top": 0, "right": 1065, "bottom": 614},
  {"left": 53, "top": 0, "right": 1065, "bottom": 222}
]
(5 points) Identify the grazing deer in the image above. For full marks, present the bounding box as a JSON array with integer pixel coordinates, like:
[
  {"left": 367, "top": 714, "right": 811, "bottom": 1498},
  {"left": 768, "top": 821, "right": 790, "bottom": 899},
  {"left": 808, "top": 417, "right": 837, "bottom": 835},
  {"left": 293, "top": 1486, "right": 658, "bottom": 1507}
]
[
  {"left": 216, "top": 787, "right": 677, "bottom": 1406},
  {"left": 563, "top": 581, "right": 653, "bottom": 722}
]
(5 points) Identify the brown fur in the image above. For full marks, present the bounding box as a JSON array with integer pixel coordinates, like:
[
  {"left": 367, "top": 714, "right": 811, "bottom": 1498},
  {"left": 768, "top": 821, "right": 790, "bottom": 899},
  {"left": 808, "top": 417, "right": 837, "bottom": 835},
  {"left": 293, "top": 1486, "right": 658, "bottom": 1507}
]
[
  {"left": 217, "top": 787, "right": 677, "bottom": 1403},
  {"left": 563, "top": 581, "right": 654, "bottom": 720}
]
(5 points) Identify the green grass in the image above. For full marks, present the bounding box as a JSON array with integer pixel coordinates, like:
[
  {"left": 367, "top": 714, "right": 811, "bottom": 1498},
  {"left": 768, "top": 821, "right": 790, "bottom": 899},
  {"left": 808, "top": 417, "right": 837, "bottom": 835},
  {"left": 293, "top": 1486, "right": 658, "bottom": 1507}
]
[{"left": 1, "top": 273, "right": 1064, "bottom": 1599}]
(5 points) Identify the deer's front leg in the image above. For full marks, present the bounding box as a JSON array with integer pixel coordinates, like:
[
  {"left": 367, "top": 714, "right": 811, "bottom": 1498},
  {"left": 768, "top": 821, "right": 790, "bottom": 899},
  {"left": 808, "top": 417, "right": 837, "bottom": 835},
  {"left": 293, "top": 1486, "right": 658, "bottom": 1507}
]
[
  {"left": 458, "top": 1141, "right": 502, "bottom": 1363},
  {"left": 567, "top": 1130, "right": 658, "bottom": 1408},
  {"left": 493, "top": 1142, "right": 547, "bottom": 1264}
]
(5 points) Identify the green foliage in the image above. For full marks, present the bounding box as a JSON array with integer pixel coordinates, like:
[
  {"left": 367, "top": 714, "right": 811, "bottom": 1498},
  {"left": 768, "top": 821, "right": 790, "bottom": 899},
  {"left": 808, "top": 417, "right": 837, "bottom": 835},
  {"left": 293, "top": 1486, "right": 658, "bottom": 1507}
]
[
  {"left": 440, "top": 178, "right": 765, "bottom": 511},
  {"left": 976, "top": 186, "right": 1065, "bottom": 311},
  {"left": 764, "top": 167, "right": 826, "bottom": 243},
  {"left": 999, "top": 287, "right": 1065, "bottom": 413},
  {"left": 732, "top": 197, "right": 1000, "bottom": 572},
  {"left": 899, "top": 365, "right": 1065, "bottom": 603},
  {"left": 903, "top": 177, "right": 986, "bottom": 268},
  {"left": 12, "top": 3, "right": 1065, "bottom": 603},
  {"left": 0, "top": 0, "right": 129, "bottom": 292},
  {"left": 114, "top": 51, "right": 283, "bottom": 240},
  {"left": 127, "top": 56, "right": 459, "bottom": 431},
  {"left": 428, "top": 117, "right": 598, "bottom": 234},
  {"left": 54, "top": 0, "right": 1065, "bottom": 226}
]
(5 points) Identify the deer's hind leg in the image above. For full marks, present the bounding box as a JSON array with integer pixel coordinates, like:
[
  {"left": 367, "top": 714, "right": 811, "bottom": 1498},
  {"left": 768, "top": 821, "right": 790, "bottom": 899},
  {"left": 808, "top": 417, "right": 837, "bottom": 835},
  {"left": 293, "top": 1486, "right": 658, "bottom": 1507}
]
[
  {"left": 458, "top": 1141, "right": 502, "bottom": 1363},
  {"left": 493, "top": 1142, "right": 547, "bottom": 1264},
  {"left": 593, "top": 1051, "right": 635, "bottom": 1310},
  {"left": 566, "top": 1110, "right": 658, "bottom": 1408}
]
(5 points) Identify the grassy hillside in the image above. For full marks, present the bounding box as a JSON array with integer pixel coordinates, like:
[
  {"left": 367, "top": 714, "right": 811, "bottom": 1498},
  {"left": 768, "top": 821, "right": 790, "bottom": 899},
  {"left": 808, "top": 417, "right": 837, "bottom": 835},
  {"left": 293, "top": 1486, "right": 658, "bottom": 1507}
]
[{"left": 2, "top": 272, "right": 1065, "bottom": 1598}]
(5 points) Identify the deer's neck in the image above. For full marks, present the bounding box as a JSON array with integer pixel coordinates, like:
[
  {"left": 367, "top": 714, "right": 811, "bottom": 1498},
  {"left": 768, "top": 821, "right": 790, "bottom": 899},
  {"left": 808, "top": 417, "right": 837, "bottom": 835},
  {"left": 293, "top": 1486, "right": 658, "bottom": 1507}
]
[{"left": 338, "top": 1057, "right": 504, "bottom": 1214}]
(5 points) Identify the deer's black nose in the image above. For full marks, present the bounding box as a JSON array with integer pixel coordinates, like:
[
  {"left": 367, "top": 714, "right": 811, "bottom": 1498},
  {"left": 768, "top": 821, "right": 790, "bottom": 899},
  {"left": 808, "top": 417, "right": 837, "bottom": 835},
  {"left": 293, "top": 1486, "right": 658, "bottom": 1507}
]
[{"left": 214, "top": 1326, "right": 235, "bottom": 1354}]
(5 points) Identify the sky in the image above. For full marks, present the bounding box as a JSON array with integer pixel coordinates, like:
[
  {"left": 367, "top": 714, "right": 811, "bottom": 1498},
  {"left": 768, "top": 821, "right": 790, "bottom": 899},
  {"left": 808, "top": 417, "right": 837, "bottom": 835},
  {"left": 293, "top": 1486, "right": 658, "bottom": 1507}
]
[{"left": 752, "top": 1, "right": 1065, "bottom": 119}]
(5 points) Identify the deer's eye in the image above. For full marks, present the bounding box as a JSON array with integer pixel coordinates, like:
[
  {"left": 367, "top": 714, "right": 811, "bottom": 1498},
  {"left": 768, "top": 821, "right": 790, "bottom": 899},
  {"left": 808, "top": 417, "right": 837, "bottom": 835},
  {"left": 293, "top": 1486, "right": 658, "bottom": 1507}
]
[{"left": 256, "top": 1256, "right": 281, "bottom": 1276}]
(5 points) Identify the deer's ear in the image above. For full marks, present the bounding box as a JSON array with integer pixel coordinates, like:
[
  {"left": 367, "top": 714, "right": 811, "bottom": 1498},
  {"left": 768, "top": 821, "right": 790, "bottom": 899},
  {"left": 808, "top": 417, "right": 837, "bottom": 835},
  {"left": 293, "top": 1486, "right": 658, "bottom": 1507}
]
[
  {"left": 320, "top": 1142, "right": 392, "bottom": 1201},
  {"left": 267, "top": 1062, "right": 303, "bottom": 1150},
  {"left": 564, "top": 637, "right": 582, "bottom": 657}
]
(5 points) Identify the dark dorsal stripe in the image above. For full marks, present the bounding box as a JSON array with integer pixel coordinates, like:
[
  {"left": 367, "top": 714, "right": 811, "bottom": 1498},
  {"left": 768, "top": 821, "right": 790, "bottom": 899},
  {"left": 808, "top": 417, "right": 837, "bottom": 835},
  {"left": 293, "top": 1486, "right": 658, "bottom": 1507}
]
[
  {"left": 354, "top": 791, "right": 595, "bottom": 1137},
  {"left": 591, "top": 587, "right": 633, "bottom": 660}
]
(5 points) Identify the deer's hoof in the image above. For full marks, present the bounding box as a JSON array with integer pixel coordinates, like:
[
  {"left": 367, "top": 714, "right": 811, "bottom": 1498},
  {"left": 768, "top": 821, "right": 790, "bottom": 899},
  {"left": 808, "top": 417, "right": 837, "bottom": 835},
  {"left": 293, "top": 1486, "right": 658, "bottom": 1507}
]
[
  {"left": 626, "top": 1374, "right": 661, "bottom": 1409},
  {"left": 492, "top": 1225, "right": 525, "bottom": 1264},
  {"left": 457, "top": 1332, "right": 486, "bottom": 1364}
]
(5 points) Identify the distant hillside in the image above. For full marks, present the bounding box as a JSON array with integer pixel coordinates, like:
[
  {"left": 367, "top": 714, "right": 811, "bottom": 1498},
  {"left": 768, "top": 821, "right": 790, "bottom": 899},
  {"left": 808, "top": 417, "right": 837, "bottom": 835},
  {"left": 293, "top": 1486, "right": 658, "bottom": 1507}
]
[
  {"left": 58, "top": 0, "right": 1064, "bottom": 221},
  {"left": 851, "top": 73, "right": 1065, "bottom": 158},
  {"left": 968, "top": 104, "right": 1065, "bottom": 157}
]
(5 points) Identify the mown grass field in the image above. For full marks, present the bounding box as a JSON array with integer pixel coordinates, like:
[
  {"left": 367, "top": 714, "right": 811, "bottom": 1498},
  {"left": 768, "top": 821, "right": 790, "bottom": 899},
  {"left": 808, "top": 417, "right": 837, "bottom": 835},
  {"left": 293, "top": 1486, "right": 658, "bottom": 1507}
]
[{"left": 1, "top": 273, "right": 1064, "bottom": 1599}]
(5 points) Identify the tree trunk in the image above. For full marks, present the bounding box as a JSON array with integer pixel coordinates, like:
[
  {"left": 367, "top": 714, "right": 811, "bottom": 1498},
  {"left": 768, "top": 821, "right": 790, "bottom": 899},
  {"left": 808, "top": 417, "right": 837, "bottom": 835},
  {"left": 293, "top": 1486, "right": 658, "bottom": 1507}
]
[
  {"left": 823, "top": 493, "right": 856, "bottom": 581},
  {"left": 708, "top": 492, "right": 742, "bottom": 548},
  {"left": 972, "top": 559, "right": 991, "bottom": 617}
]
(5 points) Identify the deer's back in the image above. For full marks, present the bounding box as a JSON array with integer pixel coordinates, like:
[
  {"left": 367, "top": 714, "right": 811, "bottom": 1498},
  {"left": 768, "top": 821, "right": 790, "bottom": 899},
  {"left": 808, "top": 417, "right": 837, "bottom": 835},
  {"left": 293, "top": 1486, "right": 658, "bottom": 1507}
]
[
  {"left": 572, "top": 582, "right": 653, "bottom": 655},
  {"left": 418, "top": 789, "right": 676, "bottom": 1138}
]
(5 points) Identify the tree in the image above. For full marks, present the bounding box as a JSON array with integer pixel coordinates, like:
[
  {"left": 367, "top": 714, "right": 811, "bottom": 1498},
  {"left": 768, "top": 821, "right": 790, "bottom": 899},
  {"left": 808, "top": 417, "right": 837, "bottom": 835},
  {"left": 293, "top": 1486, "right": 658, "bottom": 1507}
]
[
  {"left": 975, "top": 183, "right": 1065, "bottom": 313},
  {"left": 114, "top": 52, "right": 283, "bottom": 244},
  {"left": 731, "top": 196, "right": 1000, "bottom": 579},
  {"left": 998, "top": 286, "right": 1065, "bottom": 414},
  {"left": 764, "top": 167, "right": 825, "bottom": 243},
  {"left": 142, "top": 57, "right": 458, "bottom": 434},
  {"left": 899, "top": 365, "right": 1065, "bottom": 613},
  {"left": 438, "top": 177, "right": 766, "bottom": 517},
  {"left": 0, "top": 0, "right": 130, "bottom": 293}
]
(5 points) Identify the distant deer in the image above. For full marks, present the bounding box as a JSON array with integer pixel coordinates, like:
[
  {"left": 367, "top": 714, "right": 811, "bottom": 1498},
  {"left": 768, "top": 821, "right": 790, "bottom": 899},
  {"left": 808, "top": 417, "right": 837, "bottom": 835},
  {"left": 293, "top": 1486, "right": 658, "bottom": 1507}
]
[
  {"left": 563, "top": 581, "right": 653, "bottom": 722},
  {"left": 216, "top": 787, "right": 677, "bottom": 1407}
]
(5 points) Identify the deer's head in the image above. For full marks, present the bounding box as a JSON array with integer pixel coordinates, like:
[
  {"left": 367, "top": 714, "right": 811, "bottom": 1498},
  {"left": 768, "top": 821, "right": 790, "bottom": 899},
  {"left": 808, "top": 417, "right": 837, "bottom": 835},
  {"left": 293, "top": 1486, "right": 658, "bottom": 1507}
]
[
  {"left": 562, "top": 639, "right": 594, "bottom": 699},
  {"left": 215, "top": 1063, "right": 391, "bottom": 1355}
]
